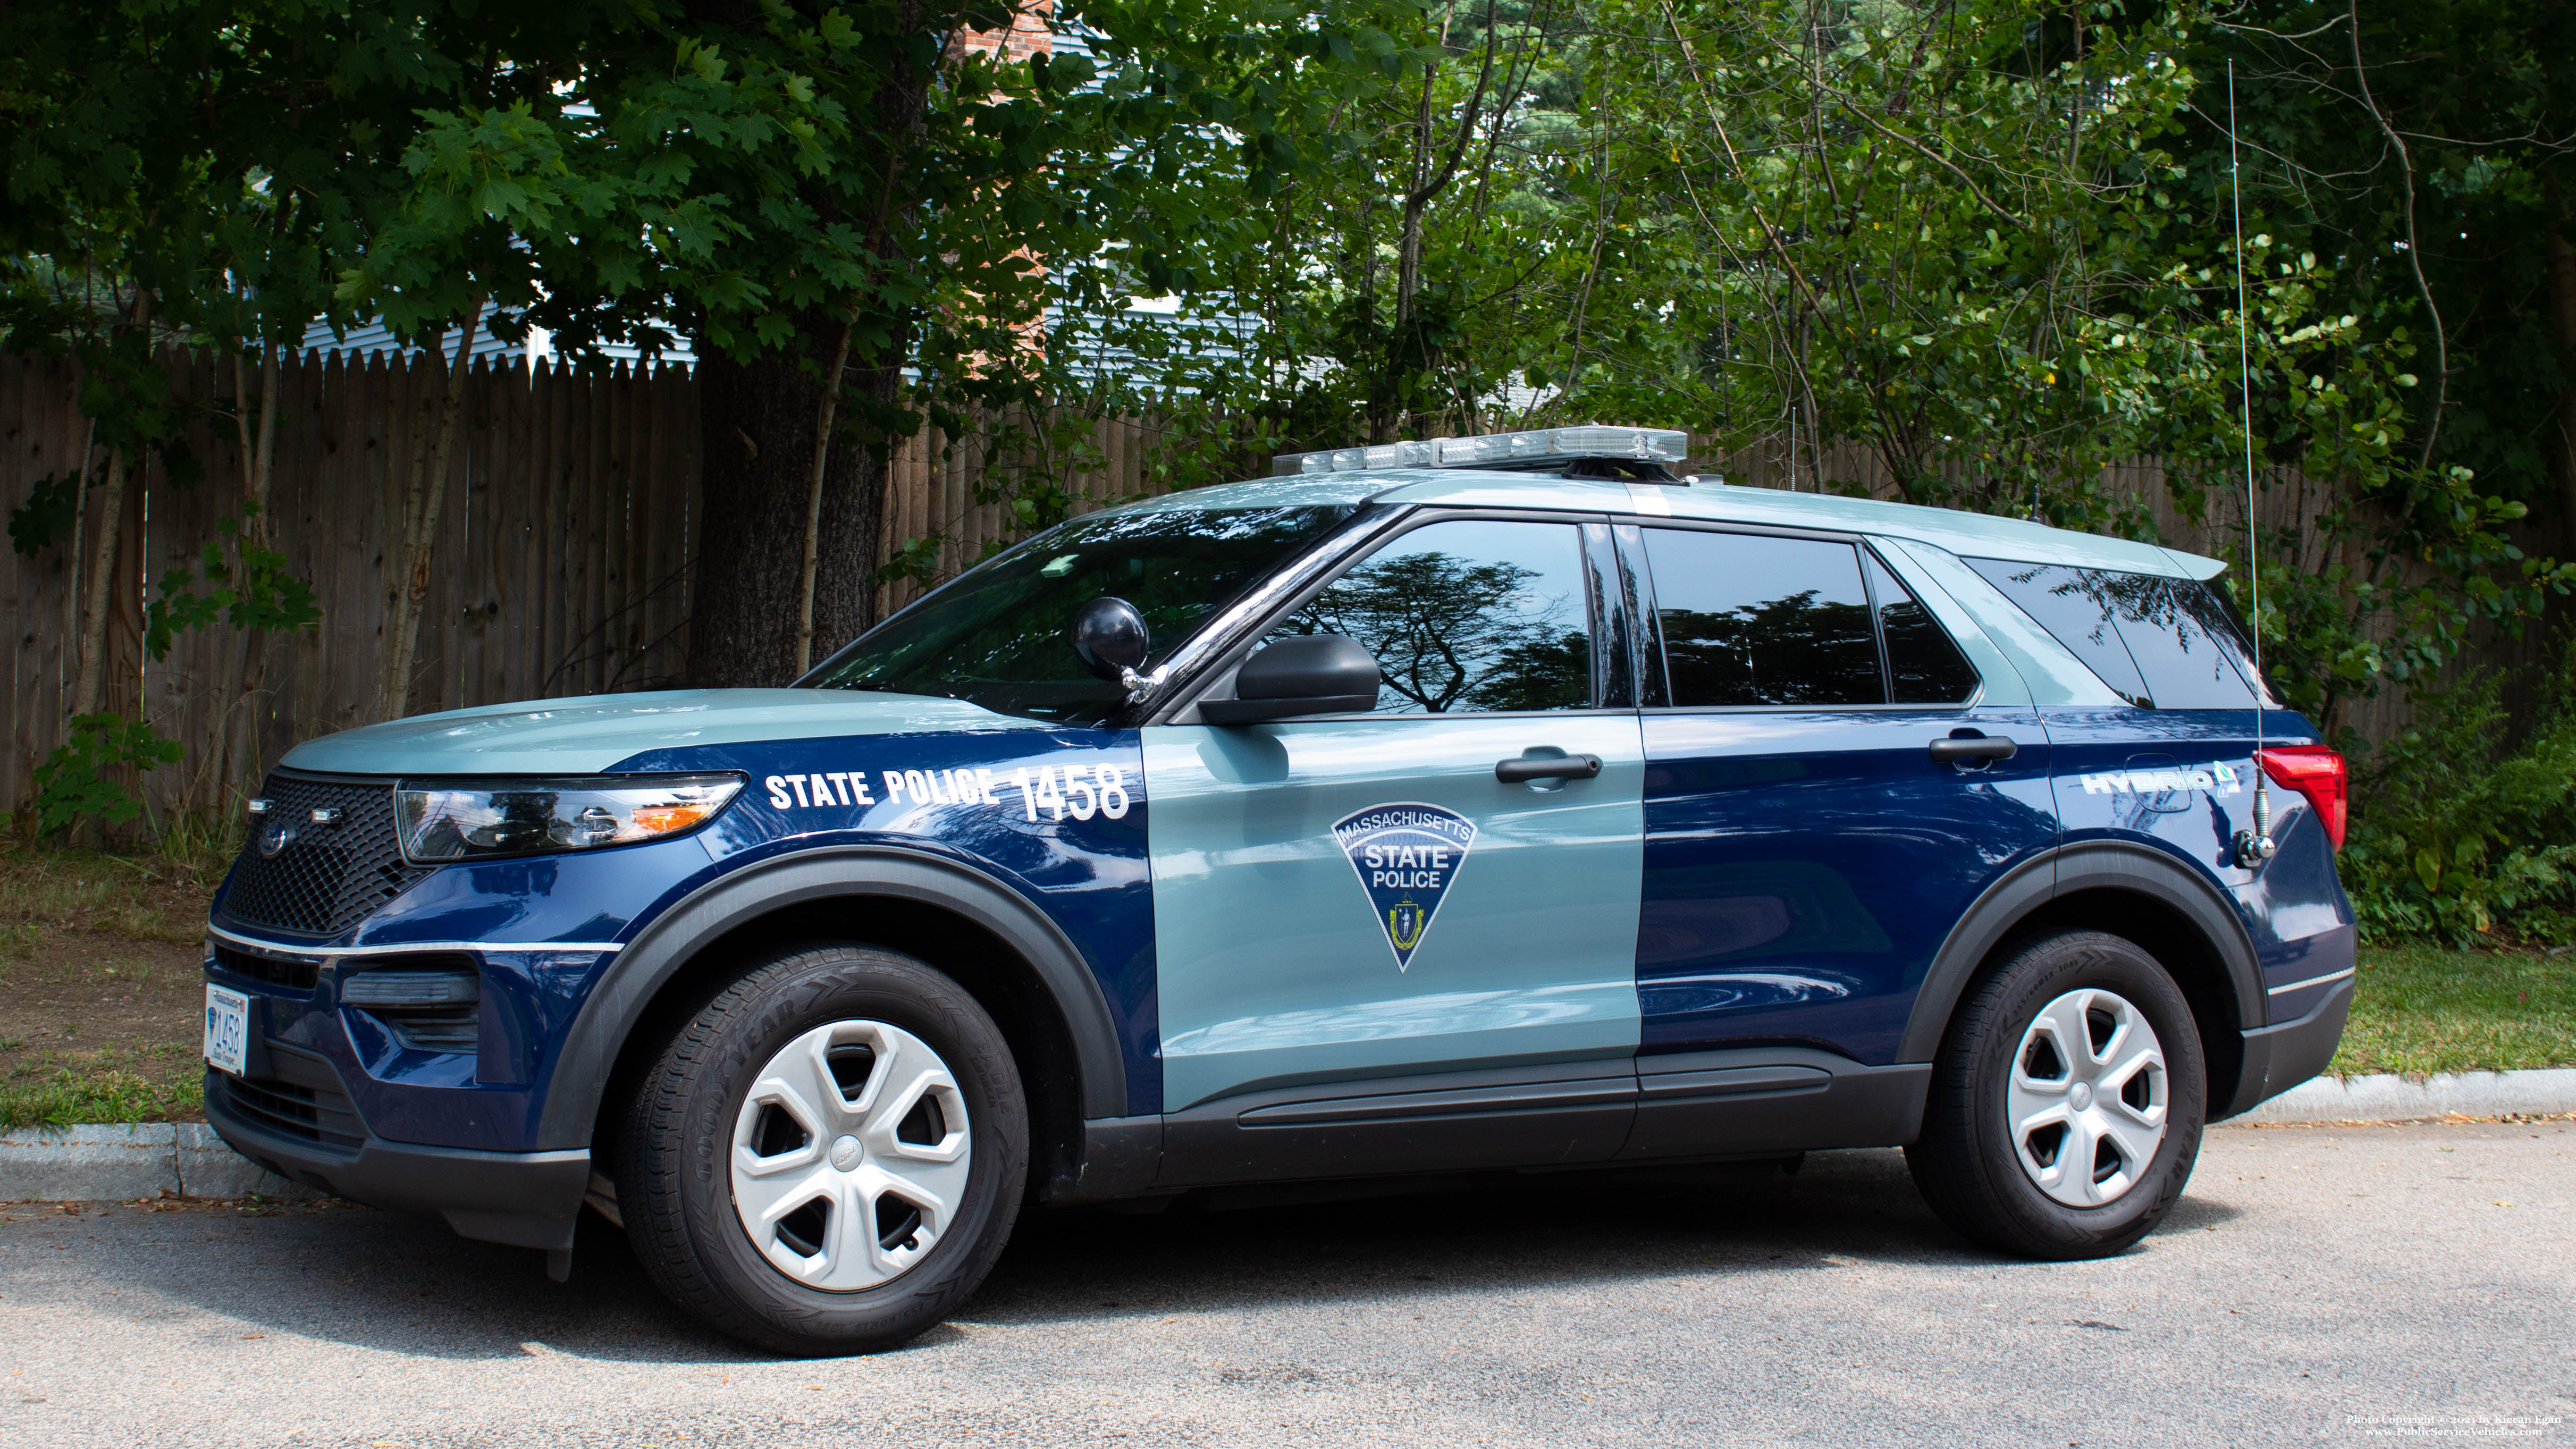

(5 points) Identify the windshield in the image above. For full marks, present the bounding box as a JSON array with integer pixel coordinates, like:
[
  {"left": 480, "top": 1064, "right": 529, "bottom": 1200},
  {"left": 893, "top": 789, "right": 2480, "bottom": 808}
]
[{"left": 805, "top": 504, "right": 1362, "bottom": 723}]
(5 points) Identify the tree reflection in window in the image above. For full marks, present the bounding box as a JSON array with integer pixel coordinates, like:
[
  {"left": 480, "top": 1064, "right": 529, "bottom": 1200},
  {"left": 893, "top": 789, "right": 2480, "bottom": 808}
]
[
  {"left": 1966, "top": 559, "right": 2261, "bottom": 710},
  {"left": 1645, "top": 531, "right": 1884, "bottom": 706},
  {"left": 1271, "top": 520, "right": 1593, "bottom": 713}
]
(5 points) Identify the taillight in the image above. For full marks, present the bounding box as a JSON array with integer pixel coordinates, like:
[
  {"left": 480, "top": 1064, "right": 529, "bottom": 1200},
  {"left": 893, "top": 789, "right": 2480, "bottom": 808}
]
[{"left": 2256, "top": 745, "right": 2346, "bottom": 850}]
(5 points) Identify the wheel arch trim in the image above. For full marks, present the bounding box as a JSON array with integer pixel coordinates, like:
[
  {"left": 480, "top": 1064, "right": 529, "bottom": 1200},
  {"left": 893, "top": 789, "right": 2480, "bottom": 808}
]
[
  {"left": 1897, "top": 840, "right": 2264, "bottom": 1065},
  {"left": 533, "top": 844, "right": 1129, "bottom": 1149}
]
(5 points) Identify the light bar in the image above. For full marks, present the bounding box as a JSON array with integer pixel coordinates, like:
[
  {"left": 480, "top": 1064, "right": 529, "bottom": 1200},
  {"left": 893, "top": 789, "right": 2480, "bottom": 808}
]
[{"left": 1270, "top": 425, "right": 1688, "bottom": 476}]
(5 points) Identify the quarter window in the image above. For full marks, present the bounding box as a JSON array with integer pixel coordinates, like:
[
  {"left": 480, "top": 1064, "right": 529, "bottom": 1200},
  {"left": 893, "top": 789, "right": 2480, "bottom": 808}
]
[
  {"left": 1270, "top": 519, "right": 1595, "bottom": 714},
  {"left": 1965, "top": 560, "right": 2264, "bottom": 710}
]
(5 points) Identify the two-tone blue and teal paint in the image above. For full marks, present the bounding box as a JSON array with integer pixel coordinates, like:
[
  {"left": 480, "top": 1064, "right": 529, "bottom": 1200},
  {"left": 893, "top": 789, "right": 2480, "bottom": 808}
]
[
  {"left": 214, "top": 689, "right": 1163, "bottom": 1149},
  {"left": 211, "top": 466, "right": 2354, "bottom": 1168}
]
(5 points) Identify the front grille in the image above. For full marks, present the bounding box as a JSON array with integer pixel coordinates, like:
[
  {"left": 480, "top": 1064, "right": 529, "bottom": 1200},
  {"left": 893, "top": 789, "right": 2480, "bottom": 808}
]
[
  {"left": 214, "top": 1042, "right": 365, "bottom": 1150},
  {"left": 209, "top": 943, "right": 321, "bottom": 993},
  {"left": 220, "top": 771, "right": 431, "bottom": 939}
]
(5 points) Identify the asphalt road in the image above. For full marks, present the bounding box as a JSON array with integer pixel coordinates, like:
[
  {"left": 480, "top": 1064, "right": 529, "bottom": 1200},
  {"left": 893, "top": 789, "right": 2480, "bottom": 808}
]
[{"left": 2, "top": 1119, "right": 2568, "bottom": 1449}]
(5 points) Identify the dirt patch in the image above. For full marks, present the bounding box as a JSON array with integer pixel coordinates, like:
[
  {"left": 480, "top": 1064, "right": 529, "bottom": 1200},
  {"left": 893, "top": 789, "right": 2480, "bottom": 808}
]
[{"left": 1, "top": 845, "right": 221, "bottom": 1128}]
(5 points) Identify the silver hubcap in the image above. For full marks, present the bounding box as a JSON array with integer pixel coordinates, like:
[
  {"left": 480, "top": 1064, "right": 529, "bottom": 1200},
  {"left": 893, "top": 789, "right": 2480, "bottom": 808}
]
[
  {"left": 729, "top": 1020, "right": 972, "bottom": 1291},
  {"left": 2007, "top": 988, "right": 2167, "bottom": 1207}
]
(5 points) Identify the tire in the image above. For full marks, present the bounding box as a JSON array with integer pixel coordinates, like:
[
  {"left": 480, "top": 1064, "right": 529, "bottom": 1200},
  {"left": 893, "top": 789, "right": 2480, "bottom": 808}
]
[
  {"left": 617, "top": 941, "right": 1028, "bottom": 1355},
  {"left": 1905, "top": 929, "right": 2205, "bottom": 1259}
]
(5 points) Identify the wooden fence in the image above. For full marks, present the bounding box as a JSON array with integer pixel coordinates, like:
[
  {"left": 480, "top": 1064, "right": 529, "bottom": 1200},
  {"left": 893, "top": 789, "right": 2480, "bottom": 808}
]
[
  {"left": 0, "top": 349, "right": 1177, "bottom": 817},
  {"left": 0, "top": 347, "right": 2524, "bottom": 818}
]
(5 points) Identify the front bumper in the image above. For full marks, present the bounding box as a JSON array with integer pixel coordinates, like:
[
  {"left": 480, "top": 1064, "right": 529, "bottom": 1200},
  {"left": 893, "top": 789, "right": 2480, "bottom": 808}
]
[
  {"left": 205, "top": 1069, "right": 590, "bottom": 1251},
  {"left": 2217, "top": 976, "right": 2355, "bottom": 1121}
]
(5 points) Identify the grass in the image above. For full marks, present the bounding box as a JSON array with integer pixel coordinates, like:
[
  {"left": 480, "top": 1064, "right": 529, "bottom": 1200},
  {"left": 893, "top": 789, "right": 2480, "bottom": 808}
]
[
  {"left": 2331, "top": 945, "right": 2576, "bottom": 1079},
  {"left": 1, "top": 1045, "right": 205, "bottom": 1131},
  {"left": 0, "top": 828, "right": 236, "bottom": 955}
]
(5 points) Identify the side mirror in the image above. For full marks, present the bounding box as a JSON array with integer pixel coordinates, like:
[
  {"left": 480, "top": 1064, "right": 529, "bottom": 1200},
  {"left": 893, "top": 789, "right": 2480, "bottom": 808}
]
[
  {"left": 1072, "top": 596, "right": 1151, "bottom": 681},
  {"left": 1200, "top": 635, "right": 1381, "bottom": 725}
]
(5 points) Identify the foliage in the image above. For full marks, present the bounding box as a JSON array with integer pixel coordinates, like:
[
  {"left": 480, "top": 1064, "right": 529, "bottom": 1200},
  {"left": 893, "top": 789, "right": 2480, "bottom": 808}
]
[
  {"left": 6, "top": 467, "right": 84, "bottom": 557},
  {"left": 1075, "top": 0, "right": 2569, "bottom": 740},
  {"left": 141, "top": 507, "right": 322, "bottom": 661},
  {"left": 2342, "top": 641, "right": 2576, "bottom": 947},
  {"left": 2195, "top": 2, "right": 2576, "bottom": 542},
  {"left": 30, "top": 715, "right": 187, "bottom": 836}
]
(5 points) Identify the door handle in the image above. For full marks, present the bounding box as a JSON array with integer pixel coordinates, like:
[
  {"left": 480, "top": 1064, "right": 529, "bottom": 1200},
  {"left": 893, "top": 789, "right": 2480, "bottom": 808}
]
[
  {"left": 1929, "top": 736, "right": 2018, "bottom": 766},
  {"left": 1496, "top": 753, "right": 1604, "bottom": 784}
]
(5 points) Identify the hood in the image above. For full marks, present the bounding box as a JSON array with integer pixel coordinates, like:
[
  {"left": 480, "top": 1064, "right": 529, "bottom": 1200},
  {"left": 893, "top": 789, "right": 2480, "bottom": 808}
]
[{"left": 280, "top": 688, "right": 1039, "bottom": 778}]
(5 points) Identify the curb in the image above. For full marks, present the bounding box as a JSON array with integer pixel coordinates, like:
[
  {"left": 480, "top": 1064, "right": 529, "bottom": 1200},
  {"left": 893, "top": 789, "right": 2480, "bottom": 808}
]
[
  {"left": 5, "top": 1069, "right": 2572, "bottom": 1201},
  {"left": 0, "top": 1123, "right": 318, "bottom": 1202},
  {"left": 2229, "top": 1067, "right": 2576, "bottom": 1125}
]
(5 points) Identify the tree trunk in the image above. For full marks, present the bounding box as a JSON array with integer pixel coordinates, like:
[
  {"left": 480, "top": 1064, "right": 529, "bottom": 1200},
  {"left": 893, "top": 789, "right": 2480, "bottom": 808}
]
[
  {"left": 377, "top": 296, "right": 483, "bottom": 721},
  {"left": 795, "top": 310, "right": 860, "bottom": 677},
  {"left": 684, "top": 0, "right": 935, "bottom": 689},
  {"left": 689, "top": 311, "right": 900, "bottom": 688},
  {"left": 70, "top": 446, "right": 127, "bottom": 720},
  {"left": 2546, "top": 221, "right": 2576, "bottom": 560},
  {"left": 211, "top": 343, "right": 284, "bottom": 801}
]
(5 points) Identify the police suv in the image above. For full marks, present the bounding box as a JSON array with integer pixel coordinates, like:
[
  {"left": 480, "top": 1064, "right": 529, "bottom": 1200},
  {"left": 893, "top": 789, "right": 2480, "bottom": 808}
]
[{"left": 201, "top": 426, "right": 2355, "bottom": 1354}]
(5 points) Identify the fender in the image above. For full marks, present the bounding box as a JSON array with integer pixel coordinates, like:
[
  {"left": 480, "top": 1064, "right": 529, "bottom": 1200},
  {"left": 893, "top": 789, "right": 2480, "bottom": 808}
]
[
  {"left": 1896, "top": 839, "right": 2265, "bottom": 1065},
  {"left": 532, "top": 844, "right": 1129, "bottom": 1150}
]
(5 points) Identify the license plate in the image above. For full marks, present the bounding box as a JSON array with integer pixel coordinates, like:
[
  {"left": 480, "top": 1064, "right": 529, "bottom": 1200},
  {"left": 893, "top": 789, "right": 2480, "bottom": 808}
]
[{"left": 204, "top": 984, "right": 250, "bottom": 1076}]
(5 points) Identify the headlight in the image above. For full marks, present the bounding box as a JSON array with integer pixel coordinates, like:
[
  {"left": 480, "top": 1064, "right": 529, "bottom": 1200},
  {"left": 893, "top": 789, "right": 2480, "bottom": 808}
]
[{"left": 395, "top": 773, "right": 746, "bottom": 863}]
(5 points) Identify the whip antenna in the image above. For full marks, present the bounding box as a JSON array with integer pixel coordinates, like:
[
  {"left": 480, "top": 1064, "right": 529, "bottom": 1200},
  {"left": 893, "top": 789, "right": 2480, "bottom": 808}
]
[{"left": 2229, "top": 60, "right": 2275, "bottom": 863}]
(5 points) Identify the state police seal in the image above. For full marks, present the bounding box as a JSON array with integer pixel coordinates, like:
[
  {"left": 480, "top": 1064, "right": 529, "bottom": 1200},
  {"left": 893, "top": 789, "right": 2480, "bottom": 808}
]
[{"left": 1332, "top": 803, "right": 1478, "bottom": 972}]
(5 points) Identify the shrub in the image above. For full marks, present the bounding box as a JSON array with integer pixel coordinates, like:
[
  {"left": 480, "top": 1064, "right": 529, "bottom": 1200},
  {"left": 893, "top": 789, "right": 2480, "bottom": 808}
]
[
  {"left": 29, "top": 713, "right": 185, "bottom": 836},
  {"left": 2342, "top": 639, "right": 2576, "bottom": 946}
]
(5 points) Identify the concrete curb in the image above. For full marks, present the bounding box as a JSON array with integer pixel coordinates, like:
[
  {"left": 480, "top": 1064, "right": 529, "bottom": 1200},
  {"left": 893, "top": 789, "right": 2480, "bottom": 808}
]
[
  {"left": 0, "top": 1123, "right": 318, "bottom": 1202},
  {"left": 4, "top": 1068, "right": 2571, "bottom": 1200},
  {"left": 2229, "top": 1067, "right": 2576, "bottom": 1125}
]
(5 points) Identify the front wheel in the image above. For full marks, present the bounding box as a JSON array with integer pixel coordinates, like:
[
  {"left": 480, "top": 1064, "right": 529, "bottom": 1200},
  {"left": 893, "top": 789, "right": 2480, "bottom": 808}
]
[
  {"left": 1906, "top": 929, "right": 2205, "bottom": 1259},
  {"left": 617, "top": 942, "right": 1028, "bottom": 1354}
]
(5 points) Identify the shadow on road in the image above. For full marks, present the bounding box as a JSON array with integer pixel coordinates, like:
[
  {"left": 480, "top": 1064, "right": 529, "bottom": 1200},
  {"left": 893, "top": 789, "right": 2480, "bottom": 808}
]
[{"left": 28, "top": 1144, "right": 2242, "bottom": 1364}]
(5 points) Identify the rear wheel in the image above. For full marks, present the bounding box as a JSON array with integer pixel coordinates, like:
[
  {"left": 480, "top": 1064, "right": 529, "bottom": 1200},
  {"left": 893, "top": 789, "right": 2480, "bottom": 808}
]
[
  {"left": 1906, "top": 929, "right": 2205, "bottom": 1259},
  {"left": 618, "top": 942, "right": 1028, "bottom": 1354}
]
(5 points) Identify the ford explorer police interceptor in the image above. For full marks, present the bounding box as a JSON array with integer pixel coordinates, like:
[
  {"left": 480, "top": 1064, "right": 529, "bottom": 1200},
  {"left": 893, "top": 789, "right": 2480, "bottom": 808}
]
[{"left": 200, "top": 425, "right": 2354, "bottom": 1354}]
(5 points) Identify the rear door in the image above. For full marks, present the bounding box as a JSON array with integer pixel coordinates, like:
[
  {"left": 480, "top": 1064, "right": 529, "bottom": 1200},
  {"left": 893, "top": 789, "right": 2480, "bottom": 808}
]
[
  {"left": 1625, "top": 525, "right": 2059, "bottom": 1084},
  {"left": 1143, "top": 514, "right": 1646, "bottom": 1180}
]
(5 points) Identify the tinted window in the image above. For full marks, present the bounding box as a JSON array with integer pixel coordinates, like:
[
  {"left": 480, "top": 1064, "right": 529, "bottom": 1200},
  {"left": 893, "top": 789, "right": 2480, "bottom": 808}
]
[
  {"left": 1644, "top": 529, "right": 1881, "bottom": 706},
  {"left": 1863, "top": 550, "right": 1981, "bottom": 703},
  {"left": 2118, "top": 578, "right": 2262, "bottom": 709},
  {"left": 1966, "top": 559, "right": 2261, "bottom": 709},
  {"left": 1272, "top": 519, "right": 1594, "bottom": 713},
  {"left": 810, "top": 504, "right": 1357, "bottom": 722},
  {"left": 1965, "top": 559, "right": 2152, "bottom": 707},
  {"left": 2171, "top": 580, "right": 2277, "bottom": 707}
]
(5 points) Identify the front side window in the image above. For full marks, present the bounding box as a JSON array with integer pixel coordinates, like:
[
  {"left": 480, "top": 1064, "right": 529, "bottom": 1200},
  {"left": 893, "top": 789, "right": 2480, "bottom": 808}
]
[
  {"left": 808, "top": 504, "right": 1359, "bottom": 722},
  {"left": 1965, "top": 559, "right": 2267, "bottom": 710},
  {"left": 1267, "top": 518, "right": 1595, "bottom": 714}
]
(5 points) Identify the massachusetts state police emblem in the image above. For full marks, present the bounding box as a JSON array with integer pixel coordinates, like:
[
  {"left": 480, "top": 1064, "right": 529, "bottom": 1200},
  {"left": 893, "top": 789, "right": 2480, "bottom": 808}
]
[{"left": 1332, "top": 803, "right": 1478, "bottom": 972}]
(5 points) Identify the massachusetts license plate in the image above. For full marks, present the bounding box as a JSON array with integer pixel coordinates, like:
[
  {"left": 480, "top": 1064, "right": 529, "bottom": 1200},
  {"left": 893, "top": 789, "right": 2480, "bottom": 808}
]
[{"left": 204, "top": 983, "right": 250, "bottom": 1076}]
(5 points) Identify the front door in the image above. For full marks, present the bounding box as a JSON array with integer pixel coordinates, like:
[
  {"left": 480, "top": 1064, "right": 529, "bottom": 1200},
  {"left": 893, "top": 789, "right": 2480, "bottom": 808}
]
[{"left": 1143, "top": 516, "right": 1646, "bottom": 1117}]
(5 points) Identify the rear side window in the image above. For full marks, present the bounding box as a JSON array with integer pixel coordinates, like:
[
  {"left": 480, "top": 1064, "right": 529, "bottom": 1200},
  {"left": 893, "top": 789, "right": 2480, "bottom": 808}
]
[
  {"left": 1965, "top": 559, "right": 2266, "bottom": 709},
  {"left": 1640, "top": 529, "right": 1979, "bottom": 706}
]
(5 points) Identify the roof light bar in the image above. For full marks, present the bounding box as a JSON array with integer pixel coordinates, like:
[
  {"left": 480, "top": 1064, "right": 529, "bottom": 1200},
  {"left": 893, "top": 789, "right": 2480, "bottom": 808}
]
[{"left": 1270, "top": 425, "right": 1689, "bottom": 477}]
